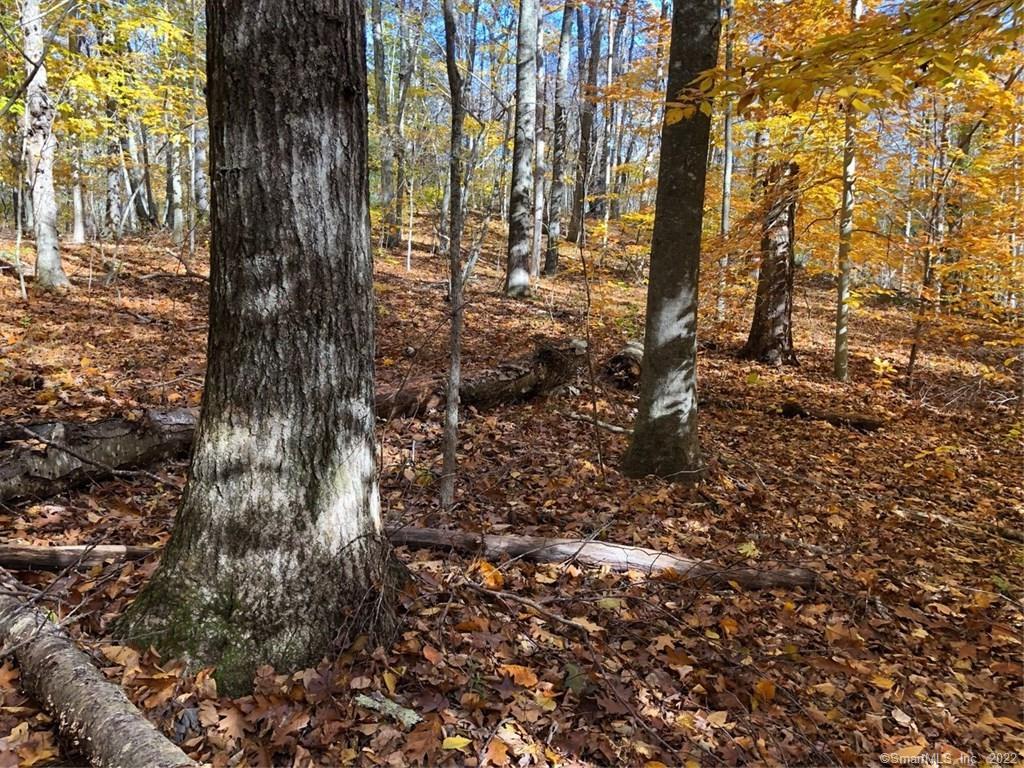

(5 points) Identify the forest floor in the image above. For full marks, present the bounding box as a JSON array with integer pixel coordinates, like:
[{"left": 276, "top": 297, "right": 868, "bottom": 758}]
[{"left": 0, "top": 223, "right": 1022, "bottom": 767}]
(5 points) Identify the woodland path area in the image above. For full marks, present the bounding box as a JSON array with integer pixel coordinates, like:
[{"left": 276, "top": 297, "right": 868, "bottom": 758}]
[{"left": 0, "top": 231, "right": 1021, "bottom": 766}]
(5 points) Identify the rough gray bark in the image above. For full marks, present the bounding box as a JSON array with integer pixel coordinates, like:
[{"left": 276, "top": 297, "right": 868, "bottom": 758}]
[
  {"left": 544, "top": 0, "right": 575, "bottom": 276},
  {"left": 389, "top": 528, "right": 817, "bottom": 590},
  {"left": 621, "top": 0, "right": 721, "bottom": 481},
  {"left": 834, "top": 0, "right": 864, "bottom": 380},
  {"left": 566, "top": 5, "right": 603, "bottom": 245},
  {"left": 0, "top": 571, "right": 197, "bottom": 767},
  {"left": 19, "top": 0, "right": 69, "bottom": 290},
  {"left": 739, "top": 161, "right": 800, "bottom": 366},
  {"left": 116, "top": 0, "right": 395, "bottom": 696},
  {"left": 440, "top": 0, "right": 466, "bottom": 510},
  {"left": 505, "top": 0, "right": 539, "bottom": 298}
]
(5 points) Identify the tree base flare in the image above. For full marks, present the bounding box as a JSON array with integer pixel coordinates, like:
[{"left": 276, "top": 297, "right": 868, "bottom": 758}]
[{"left": 115, "top": 537, "right": 403, "bottom": 697}]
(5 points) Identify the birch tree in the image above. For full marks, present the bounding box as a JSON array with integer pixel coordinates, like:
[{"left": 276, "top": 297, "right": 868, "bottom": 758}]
[
  {"left": 19, "top": 0, "right": 69, "bottom": 291},
  {"left": 505, "top": 0, "right": 539, "bottom": 298},
  {"left": 833, "top": 0, "right": 865, "bottom": 381}
]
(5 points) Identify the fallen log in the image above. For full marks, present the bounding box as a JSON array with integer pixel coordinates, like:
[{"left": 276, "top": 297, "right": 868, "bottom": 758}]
[
  {"left": 0, "top": 408, "right": 197, "bottom": 503},
  {"left": 0, "top": 544, "right": 155, "bottom": 571},
  {"left": 388, "top": 527, "right": 817, "bottom": 590},
  {"left": 376, "top": 340, "right": 585, "bottom": 419},
  {"left": 779, "top": 400, "right": 885, "bottom": 432},
  {"left": 0, "top": 570, "right": 195, "bottom": 767},
  {"left": 0, "top": 529, "right": 816, "bottom": 589},
  {"left": 1, "top": 342, "right": 584, "bottom": 502},
  {"left": 602, "top": 341, "right": 644, "bottom": 389}
]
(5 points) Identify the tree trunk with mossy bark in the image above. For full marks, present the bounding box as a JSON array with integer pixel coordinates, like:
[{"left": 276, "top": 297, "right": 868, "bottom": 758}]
[
  {"left": 621, "top": 0, "right": 720, "bottom": 481},
  {"left": 117, "top": 0, "right": 396, "bottom": 696}
]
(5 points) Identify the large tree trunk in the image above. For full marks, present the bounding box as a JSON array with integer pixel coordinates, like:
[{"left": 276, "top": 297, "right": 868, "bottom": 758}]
[
  {"left": 116, "top": 0, "right": 395, "bottom": 697},
  {"left": 739, "top": 161, "right": 800, "bottom": 366},
  {"left": 504, "top": 0, "right": 539, "bottom": 298},
  {"left": 20, "top": 0, "right": 69, "bottom": 291},
  {"left": 0, "top": 571, "right": 196, "bottom": 768},
  {"left": 621, "top": 0, "right": 720, "bottom": 480},
  {"left": 833, "top": 0, "right": 865, "bottom": 380},
  {"left": 0, "top": 343, "right": 584, "bottom": 503},
  {"left": 544, "top": 0, "right": 575, "bottom": 276}
]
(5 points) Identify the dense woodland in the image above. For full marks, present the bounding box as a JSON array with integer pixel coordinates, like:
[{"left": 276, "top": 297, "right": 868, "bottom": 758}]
[{"left": 0, "top": 0, "right": 1022, "bottom": 765}]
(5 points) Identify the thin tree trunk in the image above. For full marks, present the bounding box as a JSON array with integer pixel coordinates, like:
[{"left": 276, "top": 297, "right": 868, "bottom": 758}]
[
  {"left": 621, "top": 0, "right": 721, "bottom": 480},
  {"left": 117, "top": 0, "right": 396, "bottom": 696},
  {"left": 124, "top": 121, "right": 155, "bottom": 227},
  {"left": 833, "top": 0, "right": 865, "bottom": 381},
  {"left": 505, "top": 0, "right": 539, "bottom": 298},
  {"left": 566, "top": 6, "right": 603, "bottom": 245},
  {"left": 105, "top": 137, "right": 122, "bottom": 239},
  {"left": 531, "top": 21, "right": 546, "bottom": 278},
  {"left": 907, "top": 103, "right": 948, "bottom": 386},
  {"left": 192, "top": 126, "right": 209, "bottom": 221},
  {"left": 371, "top": 0, "right": 398, "bottom": 247},
  {"left": 716, "top": 0, "right": 735, "bottom": 321},
  {"left": 71, "top": 148, "right": 86, "bottom": 244},
  {"left": 544, "top": 0, "right": 574, "bottom": 276},
  {"left": 440, "top": 0, "right": 466, "bottom": 510},
  {"left": 167, "top": 137, "right": 185, "bottom": 246},
  {"left": 19, "top": 0, "right": 69, "bottom": 290}
]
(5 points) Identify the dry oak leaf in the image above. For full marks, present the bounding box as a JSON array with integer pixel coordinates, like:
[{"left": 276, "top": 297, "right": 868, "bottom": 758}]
[{"left": 499, "top": 664, "right": 539, "bottom": 687}]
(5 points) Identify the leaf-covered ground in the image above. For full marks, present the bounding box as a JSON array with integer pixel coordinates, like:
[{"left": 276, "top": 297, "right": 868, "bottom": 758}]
[{"left": 0, "top": 229, "right": 1021, "bottom": 767}]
